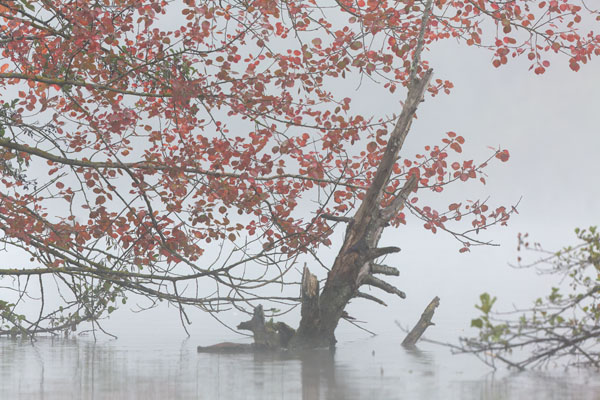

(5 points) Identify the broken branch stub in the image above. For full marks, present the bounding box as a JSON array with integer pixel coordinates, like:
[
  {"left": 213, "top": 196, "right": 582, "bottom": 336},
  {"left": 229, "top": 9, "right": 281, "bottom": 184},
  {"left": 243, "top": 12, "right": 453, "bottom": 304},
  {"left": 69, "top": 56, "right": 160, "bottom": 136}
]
[
  {"left": 362, "top": 274, "right": 406, "bottom": 299},
  {"left": 237, "top": 304, "right": 279, "bottom": 349},
  {"left": 299, "top": 265, "right": 320, "bottom": 329},
  {"left": 288, "top": 265, "right": 324, "bottom": 348},
  {"left": 371, "top": 264, "right": 399, "bottom": 276},
  {"left": 355, "top": 291, "right": 388, "bottom": 307},
  {"left": 402, "top": 296, "right": 440, "bottom": 347}
]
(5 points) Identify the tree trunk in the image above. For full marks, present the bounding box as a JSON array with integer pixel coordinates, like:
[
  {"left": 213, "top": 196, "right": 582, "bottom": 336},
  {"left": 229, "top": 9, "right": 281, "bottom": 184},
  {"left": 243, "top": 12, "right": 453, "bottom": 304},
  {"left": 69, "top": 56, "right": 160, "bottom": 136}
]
[
  {"left": 233, "top": 4, "right": 435, "bottom": 349},
  {"left": 289, "top": 70, "right": 434, "bottom": 348}
]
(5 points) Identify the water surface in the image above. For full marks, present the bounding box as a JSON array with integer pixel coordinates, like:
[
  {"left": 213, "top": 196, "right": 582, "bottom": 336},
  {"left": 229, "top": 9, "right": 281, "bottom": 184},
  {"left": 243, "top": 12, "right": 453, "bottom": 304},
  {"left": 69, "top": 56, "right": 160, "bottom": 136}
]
[{"left": 1, "top": 333, "right": 598, "bottom": 400}]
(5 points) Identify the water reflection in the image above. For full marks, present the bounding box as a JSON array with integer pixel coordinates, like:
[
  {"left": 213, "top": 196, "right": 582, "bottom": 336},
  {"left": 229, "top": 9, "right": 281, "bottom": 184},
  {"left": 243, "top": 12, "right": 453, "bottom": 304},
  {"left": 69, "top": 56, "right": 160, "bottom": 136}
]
[
  {"left": 403, "top": 346, "right": 434, "bottom": 366},
  {"left": 1, "top": 336, "right": 599, "bottom": 400},
  {"left": 299, "top": 349, "right": 336, "bottom": 400}
]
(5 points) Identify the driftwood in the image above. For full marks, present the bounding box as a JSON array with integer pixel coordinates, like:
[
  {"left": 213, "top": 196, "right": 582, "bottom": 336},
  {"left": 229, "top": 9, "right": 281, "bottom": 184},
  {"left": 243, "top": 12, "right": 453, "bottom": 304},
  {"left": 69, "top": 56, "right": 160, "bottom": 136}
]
[
  {"left": 196, "top": 342, "right": 254, "bottom": 353},
  {"left": 197, "top": 305, "right": 296, "bottom": 353},
  {"left": 401, "top": 296, "right": 440, "bottom": 347},
  {"left": 199, "top": 296, "right": 439, "bottom": 353}
]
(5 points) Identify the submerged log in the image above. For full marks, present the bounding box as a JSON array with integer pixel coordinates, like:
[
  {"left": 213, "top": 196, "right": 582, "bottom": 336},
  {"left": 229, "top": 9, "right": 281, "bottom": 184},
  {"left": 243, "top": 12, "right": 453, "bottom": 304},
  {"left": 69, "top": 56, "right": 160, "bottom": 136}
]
[
  {"left": 401, "top": 296, "right": 440, "bottom": 347},
  {"left": 197, "top": 342, "right": 253, "bottom": 353},
  {"left": 198, "top": 304, "right": 296, "bottom": 353},
  {"left": 236, "top": 304, "right": 279, "bottom": 349}
]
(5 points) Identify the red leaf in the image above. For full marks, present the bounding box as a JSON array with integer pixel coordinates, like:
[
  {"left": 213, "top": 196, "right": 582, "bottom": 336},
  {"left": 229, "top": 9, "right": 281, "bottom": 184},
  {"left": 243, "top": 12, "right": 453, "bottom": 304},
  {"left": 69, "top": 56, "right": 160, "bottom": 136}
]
[
  {"left": 450, "top": 142, "right": 462, "bottom": 153},
  {"left": 496, "top": 150, "right": 510, "bottom": 162},
  {"left": 570, "top": 62, "right": 580, "bottom": 72}
]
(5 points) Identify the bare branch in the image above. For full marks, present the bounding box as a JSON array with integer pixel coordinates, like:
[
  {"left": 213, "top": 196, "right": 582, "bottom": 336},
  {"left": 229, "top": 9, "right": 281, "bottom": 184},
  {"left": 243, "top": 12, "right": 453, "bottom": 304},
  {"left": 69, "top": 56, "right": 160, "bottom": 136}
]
[
  {"left": 361, "top": 275, "right": 406, "bottom": 299},
  {"left": 355, "top": 291, "right": 388, "bottom": 307},
  {"left": 365, "top": 246, "right": 401, "bottom": 260},
  {"left": 371, "top": 264, "right": 399, "bottom": 276},
  {"left": 409, "top": 0, "right": 434, "bottom": 83},
  {"left": 321, "top": 213, "right": 353, "bottom": 223},
  {"left": 352, "top": 70, "right": 433, "bottom": 225}
]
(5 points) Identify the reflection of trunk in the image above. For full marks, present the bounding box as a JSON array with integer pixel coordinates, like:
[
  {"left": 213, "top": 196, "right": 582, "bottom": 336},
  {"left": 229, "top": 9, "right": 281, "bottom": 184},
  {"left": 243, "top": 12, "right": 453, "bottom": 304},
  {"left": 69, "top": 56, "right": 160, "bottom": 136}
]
[
  {"left": 290, "top": 71, "right": 433, "bottom": 348},
  {"left": 301, "top": 348, "right": 335, "bottom": 400}
]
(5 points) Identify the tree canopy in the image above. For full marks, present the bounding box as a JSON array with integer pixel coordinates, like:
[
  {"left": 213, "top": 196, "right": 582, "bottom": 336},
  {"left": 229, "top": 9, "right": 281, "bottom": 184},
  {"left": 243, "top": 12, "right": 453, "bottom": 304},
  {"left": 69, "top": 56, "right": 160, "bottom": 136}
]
[{"left": 0, "top": 0, "right": 598, "bottom": 341}]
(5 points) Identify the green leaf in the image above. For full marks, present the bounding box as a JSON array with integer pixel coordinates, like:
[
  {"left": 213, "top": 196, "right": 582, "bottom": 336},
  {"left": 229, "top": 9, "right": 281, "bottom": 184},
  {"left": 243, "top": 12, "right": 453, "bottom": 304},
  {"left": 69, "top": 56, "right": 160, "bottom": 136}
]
[
  {"left": 475, "top": 292, "right": 497, "bottom": 314},
  {"left": 20, "top": 0, "right": 35, "bottom": 11},
  {"left": 349, "top": 41, "right": 362, "bottom": 50},
  {"left": 471, "top": 318, "right": 483, "bottom": 328}
]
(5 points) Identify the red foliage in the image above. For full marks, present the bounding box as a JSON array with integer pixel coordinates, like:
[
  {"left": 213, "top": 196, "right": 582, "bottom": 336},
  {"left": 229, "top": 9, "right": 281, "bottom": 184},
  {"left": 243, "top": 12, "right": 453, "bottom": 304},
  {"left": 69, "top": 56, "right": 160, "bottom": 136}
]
[{"left": 0, "top": 0, "right": 597, "bottom": 270}]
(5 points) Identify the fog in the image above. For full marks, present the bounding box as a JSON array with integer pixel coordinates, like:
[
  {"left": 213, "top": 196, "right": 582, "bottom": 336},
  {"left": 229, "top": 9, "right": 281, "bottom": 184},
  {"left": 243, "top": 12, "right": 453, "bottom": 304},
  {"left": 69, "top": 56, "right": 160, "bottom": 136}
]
[
  {"left": 3, "top": 22, "right": 598, "bottom": 343},
  {"left": 81, "top": 36, "right": 600, "bottom": 345},
  {"left": 2, "top": 6, "right": 600, "bottom": 398}
]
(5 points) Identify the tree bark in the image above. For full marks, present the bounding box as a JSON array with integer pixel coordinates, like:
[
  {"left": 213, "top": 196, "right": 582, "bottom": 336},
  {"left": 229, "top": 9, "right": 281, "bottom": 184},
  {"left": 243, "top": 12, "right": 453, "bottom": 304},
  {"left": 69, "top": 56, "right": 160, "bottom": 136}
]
[{"left": 291, "top": 265, "right": 322, "bottom": 347}]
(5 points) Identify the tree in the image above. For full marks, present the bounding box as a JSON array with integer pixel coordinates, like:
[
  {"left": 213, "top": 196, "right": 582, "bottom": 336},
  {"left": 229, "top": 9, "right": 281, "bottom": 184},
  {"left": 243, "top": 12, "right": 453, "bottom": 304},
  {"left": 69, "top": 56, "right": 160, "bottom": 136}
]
[
  {"left": 0, "top": 0, "right": 598, "bottom": 344},
  {"left": 461, "top": 227, "right": 600, "bottom": 369}
]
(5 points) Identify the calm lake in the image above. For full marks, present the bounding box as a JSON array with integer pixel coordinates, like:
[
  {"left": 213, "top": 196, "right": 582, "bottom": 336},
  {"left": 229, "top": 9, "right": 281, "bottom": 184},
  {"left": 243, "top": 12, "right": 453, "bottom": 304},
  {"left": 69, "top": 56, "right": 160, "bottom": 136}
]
[{"left": 1, "top": 331, "right": 598, "bottom": 400}]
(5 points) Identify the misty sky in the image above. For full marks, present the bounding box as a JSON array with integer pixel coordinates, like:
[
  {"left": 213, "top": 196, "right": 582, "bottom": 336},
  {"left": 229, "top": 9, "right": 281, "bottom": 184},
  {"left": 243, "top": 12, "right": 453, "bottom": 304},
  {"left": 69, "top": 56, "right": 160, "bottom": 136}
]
[
  {"left": 2, "top": 10, "right": 599, "bottom": 344},
  {"left": 87, "top": 35, "right": 600, "bottom": 344}
]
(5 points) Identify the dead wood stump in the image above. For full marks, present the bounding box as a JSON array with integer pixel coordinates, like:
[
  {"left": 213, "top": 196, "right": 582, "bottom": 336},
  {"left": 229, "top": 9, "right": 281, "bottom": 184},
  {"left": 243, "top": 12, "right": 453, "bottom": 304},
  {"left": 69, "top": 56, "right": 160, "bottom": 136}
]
[
  {"left": 197, "top": 304, "right": 295, "bottom": 353},
  {"left": 402, "top": 296, "right": 440, "bottom": 347}
]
